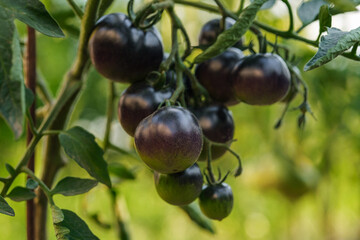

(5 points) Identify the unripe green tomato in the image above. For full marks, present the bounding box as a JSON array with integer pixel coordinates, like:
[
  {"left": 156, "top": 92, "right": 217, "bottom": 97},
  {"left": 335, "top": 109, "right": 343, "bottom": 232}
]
[
  {"left": 154, "top": 164, "right": 203, "bottom": 206},
  {"left": 199, "top": 183, "right": 233, "bottom": 221}
]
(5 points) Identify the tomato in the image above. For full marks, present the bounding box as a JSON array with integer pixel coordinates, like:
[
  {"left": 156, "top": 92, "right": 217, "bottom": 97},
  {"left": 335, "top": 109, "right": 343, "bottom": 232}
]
[
  {"left": 232, "top": 53, "right": 291, "bottom": 105},
  {"left": 154, "top": 164, "right": 203, "bottom": 206},
  {"left": 198, "top": 18, "right": 243, "bottom": 48},
  {"left": 191, "top": 105, "right": 234, "bottom": 161},
  {"left": 199, "top": 183, "right": 233, "bottom": 221},
  {"left": 88, "top": 13, "right": 163, "bottom": 83},
  {"left": 134, "top": 106, "right": 203, "bottom": 174},
  {"left": 118, "top": 82, "right": 172, "bottom": 137},
  {"left": 195, "top": 48, "right": 244, "bottom": 106}
]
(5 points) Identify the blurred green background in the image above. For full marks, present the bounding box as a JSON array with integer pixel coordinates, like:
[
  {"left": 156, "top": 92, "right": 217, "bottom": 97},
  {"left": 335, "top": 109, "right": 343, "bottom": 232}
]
[{"left": 1, "top": 0, "right": 360, "bottom": 239}]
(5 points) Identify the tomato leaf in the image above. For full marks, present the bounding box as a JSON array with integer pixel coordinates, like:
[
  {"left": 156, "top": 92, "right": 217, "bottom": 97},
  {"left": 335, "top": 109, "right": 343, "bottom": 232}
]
[
  {"left": 59, "top": 127, "right": 111, "bottom": 188},
  {"left": 179, "top": 203, "right": 215, "bottom": 234},
  {"left": 51, "top": 205, "right": 64, "bottom": 224},
  {"left": 319, "top": 5, "right": 332, "bottom": 34},
  {"left": 51, "top": 177, "right": 98, "bottom": 196},
  {"left": 0, "top": 195, "right": 15, "bottom": 216},
  {"left": 108, "top": 162, "right": 136, "bottom": 180},
  {"left": 7, "top": 187, "right": 36, "bottom": 202},
  {"left": 5, "top": 163, "right": 16, "bottom": 177},
  {"left": 297, "top": 0, "right": 327, "bottom": 27},
  {"left": 0, "top": 0, "right": 64, "bottom": 37},
  {"left": 0, "top": 9, "right": 25, "bottom": 139},
  {"left": 53, "top": 209, "right": 99, "bottom": 240},
  {"left": 251, "top": 0, "right": 276, "bottom": 10},
  {"left": 304, "top": 27, "right": 360, "bottom": 71},
  {"left": 194, "top": 0, "right": 268, "bottom": 63}
]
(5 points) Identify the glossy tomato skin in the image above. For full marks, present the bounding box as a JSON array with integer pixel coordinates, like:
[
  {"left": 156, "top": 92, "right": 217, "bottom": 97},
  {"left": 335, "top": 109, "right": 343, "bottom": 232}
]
[
  {"left": 199, "top": 18, "right": 243, "bottom": 48},
  {"left": 199, "top": 183, "right": 233, "bottom": 221},
  {"left": 134, "top": 106, "right": 203, "bottom": 174},
  {"left": 191, "top": 105, "right": 234, "bottom": 161},
  {"left": 195, "top": 48, "right": 244, "bottom": 106},
  {"left": 88, "top": 13, "right": 163, "bottom": 83},
  {"left": 154, "top": 164, "right": 203, "bottom": 206},
  {"left": 232, "top": 53, "right": 291, "bottom": 105},
  {"left": 118, "top": 82, "right": 172, "bottom": 137}
]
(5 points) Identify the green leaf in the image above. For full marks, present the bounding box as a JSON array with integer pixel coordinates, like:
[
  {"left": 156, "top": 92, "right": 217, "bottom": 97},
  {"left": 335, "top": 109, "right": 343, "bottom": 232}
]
[
  {"left": 108, "top": 163, "right": 136, "bottom": 180},
  {"left": 7, "top": 187, "right": 36, "bottom": 202},
  {"left": 0, "top": 9, "right": 25, "bottom": 139},
  {"left": 319, "top": 5, "right": 332, "bottom": 34},
  {"left": 5, "top": 163, "right": 16, "bottom": 177},
  {"left": 51, "top": 205, "right": 64, "bottom": 224},
  {"left": 304, "top": 27, "right": 360, "bottom": 71},
  {"left": 0, "top": 195, "right": 15, "bottom": 216},
  {"left": 297, "top": 0, "right": 327, "bottom": 26},
  {"left": 25, "top": 87, "right": 35, "bottom": 110},
  {"left": 52, "top": 177, "right": 98, "bottom": 196},
  {"left": 194, "top": 0, "right": 268, "bottom": 63},
  {"left": 26, "top": 178, "right": 39, "bottom": 190},
  {"left": 0, "top": 0, "right": 64, "bottom": 37},
  {"left": 59, "top": 127, "right": 111, "bottom": 188},
  {"left": 327, "top": 0, "right": 357, "bottom": 11},
  {"left": 251, "top": 0, "right": 276, "bottom": 10},
  {"left": 179, "top": 203, "right": 215, "bottom": 234},
  {"left": 53, "top": 209, "right": 99, "bottom": 240}
]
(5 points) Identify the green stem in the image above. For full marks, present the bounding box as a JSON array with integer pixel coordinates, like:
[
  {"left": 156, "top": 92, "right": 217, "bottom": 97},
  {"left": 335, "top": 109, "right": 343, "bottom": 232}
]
[
  {"left": 26, "top": 110, "right": 38, "bottom": 136},
  {"left": 42, "top": 130, "right": 63, "bottom": 136},
  {"left": 70, "top": 0, "right": 100, "bottom": 80},
  {"left": 282, "top": 0, "right": 294, "bottom": 33},
  {"left": 103, "top": 81, "right": 115, "bottom": 150},
  {"left": 67, "top": 0, "right": 84, "bottom": 19},
  {"left": 237, "top": 0, "right": 245, "bottom": 15},
  {"left": 21, "top": 167, "right": 54, "bottom": 206},
  {"left": 205, "top": 138, "right": 216, "bottom": 184}
]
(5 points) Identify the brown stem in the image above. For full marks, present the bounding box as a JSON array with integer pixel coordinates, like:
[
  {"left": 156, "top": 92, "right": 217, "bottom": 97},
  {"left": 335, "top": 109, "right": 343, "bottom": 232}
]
[{"left": 25, "top": 26, "right": 36, "bottom": 240}]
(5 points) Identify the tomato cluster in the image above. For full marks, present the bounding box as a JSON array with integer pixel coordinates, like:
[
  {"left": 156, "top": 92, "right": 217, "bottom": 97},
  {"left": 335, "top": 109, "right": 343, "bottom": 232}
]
[{"left": 89, "top": 14, "right": 293, "bottom": 221}]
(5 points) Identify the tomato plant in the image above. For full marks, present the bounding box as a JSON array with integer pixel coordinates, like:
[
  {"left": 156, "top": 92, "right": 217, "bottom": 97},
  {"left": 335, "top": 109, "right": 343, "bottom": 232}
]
[{"left": 1, "top": 0, "right": 360, "bottom": 239}]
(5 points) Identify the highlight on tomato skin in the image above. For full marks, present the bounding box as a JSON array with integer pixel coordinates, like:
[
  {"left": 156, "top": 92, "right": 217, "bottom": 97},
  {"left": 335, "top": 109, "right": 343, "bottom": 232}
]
[
  {"left": 232, "top": 53, "right": 291, "bottom": 106},
  {"left": 134, "top": 106, "right": 203, "bottom": 174},
  {"left": 118, "top": 82, "right": 172, "bottom": 137},
  {"left": 88, "top": 13, "right": 164, "bottom": 83},
  {"left": 199, "top": 183, "right": 234, "bottom": 221},
  {"left": 154, "top": 163, "right": 204, "bottom": 206}
]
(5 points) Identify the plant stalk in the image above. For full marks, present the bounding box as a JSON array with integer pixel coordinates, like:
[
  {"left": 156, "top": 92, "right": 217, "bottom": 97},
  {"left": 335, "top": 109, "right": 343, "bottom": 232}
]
[{"left": 25, "top": 26, "right": 36, "bottom": 240}]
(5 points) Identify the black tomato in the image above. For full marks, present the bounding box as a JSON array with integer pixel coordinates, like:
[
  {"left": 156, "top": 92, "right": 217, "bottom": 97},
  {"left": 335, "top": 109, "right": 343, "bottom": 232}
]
[
  {"left": 134, "top": 106, "right": 203, "bottom": 174},
  {"left": 154, "top": 164, "right": 203, "bottom": 206},
  {"left": 88, "top": 13, "right": 163, "bottom": 83},
  {"left": 232, "top": 53, "right": 291, "bottom": 105},
  {"left": 195, "top": 48, "right": 244, "bottom": 106},
  {"left": 199, "top": 183, "right": 233, "bottom": 221},
  {"left": 118, "top": 82, "right": 172, "bottom": 137},
  {"left": 191, "top": 105, "right": 234, "bottom": 161},
  {"left": 198, "top": 18, "right": 243, "bottom": 48}
]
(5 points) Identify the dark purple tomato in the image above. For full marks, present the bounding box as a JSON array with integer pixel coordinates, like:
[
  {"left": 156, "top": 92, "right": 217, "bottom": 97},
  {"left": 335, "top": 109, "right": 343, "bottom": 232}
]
[
  {"left": 88, "top": 13, "right": 163, "bottom": 83},
  {"left": 232, "top": 53, "right": 291, "bottom": 105},
  {"left": 191, "top": 105, "right": 234, "bottom": 161},
  {"left": 199, "top": 18, "right": 243, "bottom": 48},
  {"left": 118, "top": 82, "right": 172, "bottom": 137},
  {"left": 199, "top": 183, "right": 233, "bottom": 221},
  {"left": 154, "top": 163, "right": 203, "bottom": 206},
  {"left": 134, "top": 106, "right": 203, "bottom": 174},
  {"left": 195, "top": 48, "right": 244, "bottom": 106}
]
